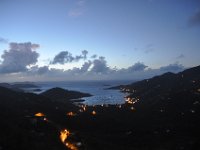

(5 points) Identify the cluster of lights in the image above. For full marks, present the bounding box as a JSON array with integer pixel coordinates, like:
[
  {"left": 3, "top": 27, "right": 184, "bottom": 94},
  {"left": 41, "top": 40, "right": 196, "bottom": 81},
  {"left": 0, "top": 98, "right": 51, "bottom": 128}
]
[
  {"left": 35, "top": 87, "right": 142, "bottom": 149},
  {"left": 60, "top": 129, "right": 79, "bottom": 150},
  {"left": 124, "top": 94, "right": 139, "bottom": 111},
  {"left": 67, "top": 104, "right": 97, "bottom": 116},
  {"left": 121, "top": 88, "right": 136, "bottom": 93},
  {"left": 79, "top": 105, "right": 87, "bottom": 113},
  {"left": 34, "top": 113, "right": 79, "bottom": 150},
  {"left": 125, "top": 97, "right": 139, "bottom": 105},
  {"left": 67, "top": 112, "right": 77, "bottom": 116},
  {"left": 121, "top": 88, "right": 131, "bottom": 92}
]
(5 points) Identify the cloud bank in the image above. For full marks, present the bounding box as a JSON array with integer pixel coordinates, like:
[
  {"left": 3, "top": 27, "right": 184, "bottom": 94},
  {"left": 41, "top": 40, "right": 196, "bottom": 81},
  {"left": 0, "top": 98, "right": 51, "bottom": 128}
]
[{"left": 0, "top": 41, "right": 187, "bottom": 82}]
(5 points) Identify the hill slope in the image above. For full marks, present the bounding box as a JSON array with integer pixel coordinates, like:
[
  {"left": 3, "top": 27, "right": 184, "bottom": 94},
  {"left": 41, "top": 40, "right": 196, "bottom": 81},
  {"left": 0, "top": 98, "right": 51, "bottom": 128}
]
[{"left": 40, "top": 87, "right": 92, "bottom": 101}]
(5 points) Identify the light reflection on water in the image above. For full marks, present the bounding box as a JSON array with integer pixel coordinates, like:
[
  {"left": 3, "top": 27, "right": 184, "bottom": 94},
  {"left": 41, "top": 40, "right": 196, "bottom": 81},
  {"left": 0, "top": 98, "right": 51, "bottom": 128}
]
[
  {"left": 33, "top": 80, "right": 134, "bottom": 105},
  {"left": 83, "top": 89, "right": 125, "bottom": 105}
]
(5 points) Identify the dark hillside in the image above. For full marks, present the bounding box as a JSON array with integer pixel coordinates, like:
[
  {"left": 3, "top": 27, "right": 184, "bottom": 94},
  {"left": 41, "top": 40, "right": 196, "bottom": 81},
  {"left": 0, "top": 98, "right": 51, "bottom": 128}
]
[{"left": 41, "top": 87, "right": 92, "bottom": 101}]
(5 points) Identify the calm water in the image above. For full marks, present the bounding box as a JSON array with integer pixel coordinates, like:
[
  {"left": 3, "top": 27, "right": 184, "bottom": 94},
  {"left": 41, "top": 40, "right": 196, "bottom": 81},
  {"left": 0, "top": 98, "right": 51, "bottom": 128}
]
[{"left": 32, "top": 80, "right": 134, "bottom": 105}]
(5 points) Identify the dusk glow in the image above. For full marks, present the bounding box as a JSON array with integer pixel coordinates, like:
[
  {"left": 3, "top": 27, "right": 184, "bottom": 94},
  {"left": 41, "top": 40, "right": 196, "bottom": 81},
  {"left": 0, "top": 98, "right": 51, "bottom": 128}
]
[{"left": 0, "top": 0, "right": 200, "bottom": 82}]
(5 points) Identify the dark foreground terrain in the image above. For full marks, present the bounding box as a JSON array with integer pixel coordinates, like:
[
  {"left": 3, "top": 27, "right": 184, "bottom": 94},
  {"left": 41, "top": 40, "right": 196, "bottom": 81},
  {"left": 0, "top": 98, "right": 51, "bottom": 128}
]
[{"left": 0, "top": 66, "right": 200, "bottom": 150}]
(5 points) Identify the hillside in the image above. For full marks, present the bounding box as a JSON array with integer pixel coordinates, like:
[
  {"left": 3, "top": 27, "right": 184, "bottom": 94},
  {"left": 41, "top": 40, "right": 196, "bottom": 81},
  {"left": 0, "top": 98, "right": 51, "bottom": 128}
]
[
  {"left": 40, "top": 87, "right": 92, "bottom": 101},
  {"left": 0, "top": 66, "right": 200, "bottom": 150},
  {"left": 0, "top": 86, "right": 69, "bottom": 150}
]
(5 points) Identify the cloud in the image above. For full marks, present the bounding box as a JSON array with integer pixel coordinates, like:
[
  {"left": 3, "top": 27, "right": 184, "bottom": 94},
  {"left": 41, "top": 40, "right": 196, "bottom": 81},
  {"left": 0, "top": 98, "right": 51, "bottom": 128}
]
[
  {"left": 160, "top": 63, "right": 184, "bottom": 73},
  {"left": 0, "top": 42, "right": 39, "bottom": 73},
  {"left": 76, "top": 50, "right": 88, "bottom": 60},
  {"left": 80, "top": 60, "right": 92, "bottom": 72},
  {"left": 90, "top": 56, "right": 110, "bottom": 74},
  {"left": 0, "top": 44, "right": 188, "bottom": 81},
  {"left": 126, "top": 62, "right": 148, "bottom": 72},
  {"left": 0, "top": 59, "right": 187, "bottom": 82},
  {"left": 37, "top": 66, "right": 49, "bottom": 75},
  {"left": 26, "top": 65, "right": 49, "bottom": 75},
  {"left": 81, "top": 50, "right": 88, "bottom": 58},
  {"left": 91, "top": 54, "right": 98, "bottom": 59},
  {"left": 51, "top": 51, "right": 73, "bottom": 64},
  {"left": 188, "top": 10, "right": 200, "bottom": 27},
  {"left": 0, "top": 37, "right": 8, "bottom": 43},
  {"left": 51, "top": 50, "right": 88, "bottom": 64}
]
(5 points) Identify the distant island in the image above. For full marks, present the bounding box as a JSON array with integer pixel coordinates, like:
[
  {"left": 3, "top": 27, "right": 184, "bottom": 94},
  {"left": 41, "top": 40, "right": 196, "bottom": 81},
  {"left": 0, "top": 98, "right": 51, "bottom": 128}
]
[
  {"left": 40, "top": 87, "right": 92, "bottom": 102},
  {"left": 0, "top": 65, "right": 200, "bottom": 150},
  {"left": 0, "top": 82, "right": 40, "bottom": 92}
]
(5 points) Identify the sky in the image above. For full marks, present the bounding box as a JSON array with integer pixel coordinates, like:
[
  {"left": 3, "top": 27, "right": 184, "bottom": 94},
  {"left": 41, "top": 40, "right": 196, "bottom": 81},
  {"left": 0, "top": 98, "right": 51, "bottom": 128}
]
[{"left": 0, "top": 0, "right": 200, "bottom": 82}]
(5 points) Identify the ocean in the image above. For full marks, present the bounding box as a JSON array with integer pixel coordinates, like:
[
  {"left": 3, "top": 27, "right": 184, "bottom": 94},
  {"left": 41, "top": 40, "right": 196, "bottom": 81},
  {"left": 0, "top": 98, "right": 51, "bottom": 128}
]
[{"left": 33, "top": 80, "right": 134, "bottom": 105}]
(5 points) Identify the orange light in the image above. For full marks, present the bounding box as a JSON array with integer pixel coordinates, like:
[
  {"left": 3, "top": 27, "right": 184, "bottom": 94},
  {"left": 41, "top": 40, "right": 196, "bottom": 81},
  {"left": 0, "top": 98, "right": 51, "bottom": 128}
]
[
  {"left": 60, "top": 129, "right": 78, "bottom": 150},
  {"left": 60, "top": 129, "right": 70, "bottom": 143},
  {"left": 66, "top": 142, "right": 78, "bottom": 150},
  {"left": 34, "top": 112, "right": 45, "bottom": 117},
  {"left": 92, "top": 110, "right": 96, "bottom": 115},
  {"left": 67, "top": 112, "right": 76, "bottom": 116}
]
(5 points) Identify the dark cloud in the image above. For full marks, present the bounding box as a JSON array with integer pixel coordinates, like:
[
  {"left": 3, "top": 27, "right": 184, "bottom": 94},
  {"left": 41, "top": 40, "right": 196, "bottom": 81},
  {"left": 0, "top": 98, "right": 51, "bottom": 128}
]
[
  {"left": 81, "top": 50, "right": 88, "bottom": 59},
  {"left": 127, "top": 62, "right": 148, "bottom": 72},
  {"left": 61, "top": 57, "right": 109, "bottom": 75},
  {"left": 0, "top": 59, "right": 187, "bottom": 82},
  {"left": 51, "top": 51, "right": 74, "bottom": 64},
  {"left": 27, "top": 66, "right": 49, "bottom": 75},
  {"left": 37, "top": 66, "right": 49, "bottom": 75},
  {"left": 51, "top": 50, "right": 89, "bottom": 64},
  {"left": 74, "top": 50, "right": 88, "bottom": 61},
  {"left": 0, "top": 37, "right": 8, "bottom": 43},
  {"left": 0, "top": 42, "right": 39, "bottom": 73},
  {"left": 30, "top": 61, "right": 185, "bottom": 81},
  {"left": 80, "top": 60, "right": 92, "bottom": 72},
  {"left": 160, "top": 63, "right": 184, "bottom": 73},
  {"left": 188, "top": 11, "right": 200, "bottom": 27}
]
